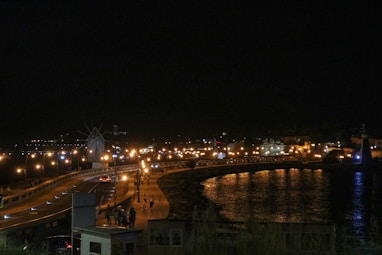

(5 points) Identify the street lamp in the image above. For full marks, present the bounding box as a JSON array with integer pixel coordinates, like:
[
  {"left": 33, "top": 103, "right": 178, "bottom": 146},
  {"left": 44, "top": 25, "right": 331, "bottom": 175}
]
[
  {"left": 79, "top": 156, "right": 86, "bottom": 170},
  {"left": 42, "top": 151, "right": 53, "bottom": 177},
  {"left": 24, "top": 153, "right": 36, "bottom": 180},
  {"left": 129, "top": 149, "right": 142, "bottom": 202},
  {"left": 72, "top": 150, "right": 78, "bottom": 170},
  {"left": 71, "top": 149, "right": 84, "bottom": 171},
  {"left": 58, "top": 151, "right": 67, "bottom": 173},
  {"left": 35, "top": 164, "right": 43, "bottom": 178},
  {"left": 121, "top": 174, "right": 128, "bottom": 192},
  {"left": 100, "top": 154, "right": 110, "bottom": 169},
  {"left": 112, "top": 154, "right": 117, "bottom": 206},
  {"left": 17, "top": 168, "right": 27, "bottom": 180},
  {"left": 51, "top": 160, "right": 58, "bottom": 176},
  {"left": 136, "top": 154, "right": 141, "bottom": 203}
]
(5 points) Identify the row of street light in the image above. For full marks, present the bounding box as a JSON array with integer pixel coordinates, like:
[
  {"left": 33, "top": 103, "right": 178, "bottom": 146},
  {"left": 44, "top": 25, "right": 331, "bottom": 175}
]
[
  {"left": 13, "top": 148, "right": 146, "bottom": 202},
  {"left": 15, "top": 151, "right": 87, "bottom": 184}
]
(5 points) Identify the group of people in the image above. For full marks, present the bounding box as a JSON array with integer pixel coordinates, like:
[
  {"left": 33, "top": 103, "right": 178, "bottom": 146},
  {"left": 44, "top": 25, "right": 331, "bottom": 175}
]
[
  {"left": 105, "top": 204, "right": 136, "bottom": 229},
  {"left": 104, "top": 193, "right": 155, "bottom": 228}
]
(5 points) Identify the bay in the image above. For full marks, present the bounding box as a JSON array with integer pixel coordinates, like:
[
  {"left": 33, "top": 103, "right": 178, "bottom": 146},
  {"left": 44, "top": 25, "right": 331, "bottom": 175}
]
[{"left": 201, "top": 167, "right": 382, "bottom": 242}]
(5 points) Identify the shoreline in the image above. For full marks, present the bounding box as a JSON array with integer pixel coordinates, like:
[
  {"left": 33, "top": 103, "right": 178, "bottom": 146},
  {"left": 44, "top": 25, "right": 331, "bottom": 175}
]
[{"left": 158, "top": 162, "right": 382, "bottom": 221}]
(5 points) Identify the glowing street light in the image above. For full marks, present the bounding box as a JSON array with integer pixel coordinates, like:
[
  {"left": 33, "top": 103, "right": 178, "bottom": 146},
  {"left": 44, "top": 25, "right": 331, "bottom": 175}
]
[
  {"left": 129, "top": 149, "right": 142, "bottom": 202},
  {"left": 35, "top": 164, "right": 44, "bottom": 177},
  {"left": 51, "top": 160, "right": 58, "bottom": 175},
  {"left": 136, "top": 152, "right": 142, "bottom": 203},
  {"left": 100, "top": 154, "right": 110, "bottom": 169},
  {"left": 17, "top": 168, "right": 27, "bottom": 181},
  {"left": 42, "top": 151, "right": 53, "bottom": 177},
  {"left": 72, "top": 149, "right": 83, "bottom": 170},
  {"left": 57, "top": 151, "right": 68, "bottom": 173},
  {"left": 24, "top": 153, "right": 36, "bottom": 180}
]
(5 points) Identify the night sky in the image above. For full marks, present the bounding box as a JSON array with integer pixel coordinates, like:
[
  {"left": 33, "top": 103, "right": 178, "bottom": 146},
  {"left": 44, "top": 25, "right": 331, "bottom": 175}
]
[{"left": 1, "top": 2, "right": 380, "bottom": 147}]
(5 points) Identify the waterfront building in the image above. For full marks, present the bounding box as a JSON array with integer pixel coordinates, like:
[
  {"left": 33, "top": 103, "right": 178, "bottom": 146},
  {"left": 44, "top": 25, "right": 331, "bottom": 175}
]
[{"left": 260, "top": 138, "right": 286, "bottom": 156}]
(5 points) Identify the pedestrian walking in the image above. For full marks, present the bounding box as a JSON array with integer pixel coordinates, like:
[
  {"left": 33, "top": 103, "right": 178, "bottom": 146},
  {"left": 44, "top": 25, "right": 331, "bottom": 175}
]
[
  {"left": 149, "top": 194, "right": 154, "bottom": 211},
  {"left": 105, "top": 204, "right": 112, "bottom": 224},
  {"left": 121, "top": 209, "right": 128, "bottom": 228},
  {"left": 129, "top": 207, "right": 136, "bottom": 228},
  {"left": 142, "top": 194, "right": 147, "bottom": 211},
  {"left": 146, "top": 175, "right": 150, "bottom": 185},
  {"left": 116, "top": 205, "right": 122, "bottom": 226},
  {"left": 113, "top": 206, "right": 118, "bottom": 225}
]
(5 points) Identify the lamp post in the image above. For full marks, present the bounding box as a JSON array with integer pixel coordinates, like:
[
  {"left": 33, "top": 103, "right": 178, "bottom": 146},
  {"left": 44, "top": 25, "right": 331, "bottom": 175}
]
[
  {"left": 42, "top": 151, "right": 53, "bottom": 177},
  {"left": 35, "top": 164, "right": 43, "bottom": 178},
  {"left": 17, "top": 168, "right": 27, "bottom": 187},
  {"left": 137, "top": 154, "right": 141, "bottom": 203},
  {"left": 24, "top": 153, "right": 36, "bottom": 180},
  {"left": 24, "top": 154, "right": 28, "bottom": 179},
  {"left": 56, "top": 153, "right": 61, "bottom": 176},
  {"left": 55, "top": 151, "right": 63, "bottom": 176},
  {"left": 121, "top": 175, "right": 129, "bottom": 198},
  {"left": 58, "top": 151, "right": 66, "bottom": 174},
  {"left": 129, "top": 149, "right": 141, "bottom": 202},
  {"left": 100, "top": 154, "right": 109, "bottom": 170},
  {"left": 72, "top": 150, "right": 80, "bottom": 170},
  {"left": 54, "top": 153, "right": 59, "bottom": 176},
  {"left": 42, "top": 152, "right": 46, "bottom": 177},
  {"left": 113, "top": 154, "right": 117, "bottom": 206}
]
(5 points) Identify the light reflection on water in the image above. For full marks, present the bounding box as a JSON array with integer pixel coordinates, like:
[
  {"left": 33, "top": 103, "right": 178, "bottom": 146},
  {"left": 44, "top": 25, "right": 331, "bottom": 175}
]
[{"left": 201, "top": 168, "right": 380, "bottom": 241}]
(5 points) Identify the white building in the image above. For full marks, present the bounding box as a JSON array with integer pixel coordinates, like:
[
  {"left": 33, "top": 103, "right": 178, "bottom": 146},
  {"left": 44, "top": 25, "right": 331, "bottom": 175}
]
[{"left": 77, "top": 226, "right": 142, "bottom": 255}]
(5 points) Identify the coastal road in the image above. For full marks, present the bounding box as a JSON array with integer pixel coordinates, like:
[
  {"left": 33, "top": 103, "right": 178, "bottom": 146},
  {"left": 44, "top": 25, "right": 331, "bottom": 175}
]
[{"left": 0, "top": 174, "right": 128, "bottom": 231}]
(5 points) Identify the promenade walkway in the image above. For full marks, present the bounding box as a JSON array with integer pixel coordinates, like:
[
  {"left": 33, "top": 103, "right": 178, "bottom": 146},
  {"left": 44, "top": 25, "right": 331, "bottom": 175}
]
[
  {"left": 96, "top": 168, "right": 172, "bottom": 230},
  {"left": 93, "top": 168, "right": 182, "bottom": 255}
]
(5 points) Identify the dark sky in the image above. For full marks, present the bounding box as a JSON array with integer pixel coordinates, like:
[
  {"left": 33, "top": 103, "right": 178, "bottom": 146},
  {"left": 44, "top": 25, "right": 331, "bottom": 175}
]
[{"left": 1, "top": 2, "right": 381, "bottom": 146}]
